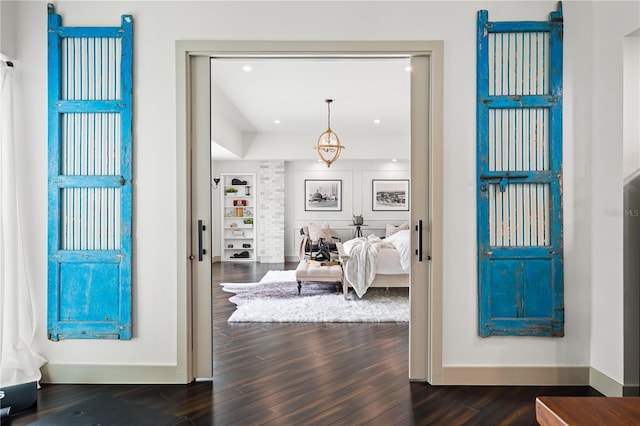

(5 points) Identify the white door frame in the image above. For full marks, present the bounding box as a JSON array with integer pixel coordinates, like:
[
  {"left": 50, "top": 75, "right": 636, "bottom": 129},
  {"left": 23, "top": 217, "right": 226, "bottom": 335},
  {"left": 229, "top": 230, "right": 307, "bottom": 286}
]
[{"left": 176, "top": 41, "right": 443, "bottom": 383}]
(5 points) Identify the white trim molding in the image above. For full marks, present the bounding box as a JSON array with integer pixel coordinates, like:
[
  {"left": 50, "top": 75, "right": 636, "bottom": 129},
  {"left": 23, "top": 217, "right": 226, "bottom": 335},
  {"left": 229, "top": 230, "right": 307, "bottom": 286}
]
[
  {"left": 41, "top": 364, "right": 186, "bottom": 384},
  {"left": 438, "top": 366, "right": 590, "bottom": 386},
  {"left": 590, "top": 367, "right": 624, "bottom": 397},
  {"left": 435, "top": 365, "right": 626, "bottom": 397},
  {"left": 176, "top": 40, "right": 444, "bottom": 385}
]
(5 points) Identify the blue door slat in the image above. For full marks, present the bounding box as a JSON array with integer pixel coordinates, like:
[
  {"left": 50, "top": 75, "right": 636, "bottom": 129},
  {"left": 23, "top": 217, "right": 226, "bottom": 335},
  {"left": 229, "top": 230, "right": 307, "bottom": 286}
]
[
  {"left": 54, "top": 175, "right": 126, "bottom": 188},
  {"left": 486, "top": 248, "right": 560, "bottom": 258},
  {"left": 55, "top": 100, "right": 127, "bottom": 113},
  {"left": 487, "top": 21, "right": 557, "bottom": 33},
  {"left": 478, "top": 171, "right": 558, "bottom": 181},
  {"left": 477, "top": 4, "right": 564, "bottom": 337},
  {"left": 118, "top": 15, "right": 133, "bottom": 328},
  {"left": 47, "top": 4, "right": 133, "bottom": 341},
  {"left": 55, "top": 26, "right": 123, "bottom": 38},
  {"left": 482, "top": 96, "right": 557, "bottom": 108},
  {"left": 548, "top": 7, "right": 564, "bottom": 255},
  {"left": 52, "top": 251, "right": 125, "bottom": 262}
]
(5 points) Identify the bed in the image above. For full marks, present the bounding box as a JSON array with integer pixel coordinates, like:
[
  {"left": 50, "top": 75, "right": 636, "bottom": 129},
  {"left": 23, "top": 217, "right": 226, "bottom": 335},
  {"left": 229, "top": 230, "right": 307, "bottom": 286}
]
[{"left": 337, "top": 229, "right": 410, "bottom": 299}]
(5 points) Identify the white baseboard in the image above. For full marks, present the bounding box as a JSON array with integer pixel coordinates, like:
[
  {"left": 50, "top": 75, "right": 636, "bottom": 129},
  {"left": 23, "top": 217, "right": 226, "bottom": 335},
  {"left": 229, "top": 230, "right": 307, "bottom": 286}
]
[
  {"left": 589, "top": 367, "right": 624, "bottom": 396},
  {"left": 437, "top": 366, "right": 626, "bottom": 397},
  {"left": 41, "top": 364, "right": 188, "bottom": 384},
  {"left": 39, "top": 363, "right": 629, "bottom": 395},
  {"left": 436, "top": 366, "right": 590, "bottom": 386}
]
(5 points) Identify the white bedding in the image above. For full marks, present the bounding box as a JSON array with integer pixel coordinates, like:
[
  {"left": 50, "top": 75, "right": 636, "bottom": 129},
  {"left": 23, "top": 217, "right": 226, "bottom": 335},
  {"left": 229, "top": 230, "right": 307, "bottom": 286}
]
[
  {"left": 383, "top": 229, "right": 411, "bottom": 272},
  {"left": 376, "top": 247, "right": 406, "bottom": 274},
  {"left": 342, "top": 230, "right": 410, "bottom": 297}
]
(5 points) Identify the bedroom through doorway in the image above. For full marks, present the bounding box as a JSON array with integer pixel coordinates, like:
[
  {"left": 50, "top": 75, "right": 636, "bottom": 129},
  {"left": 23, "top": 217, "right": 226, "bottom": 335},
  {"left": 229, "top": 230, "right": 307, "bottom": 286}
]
[
  {"left": 210, "top": 58, "right": 410, "bottom": 263},
  {"left": 209, "top": 56, "right": 412, "bottom": 319},
  {"left": 180, "top": 41, "right": 442, "bottom": 383}
]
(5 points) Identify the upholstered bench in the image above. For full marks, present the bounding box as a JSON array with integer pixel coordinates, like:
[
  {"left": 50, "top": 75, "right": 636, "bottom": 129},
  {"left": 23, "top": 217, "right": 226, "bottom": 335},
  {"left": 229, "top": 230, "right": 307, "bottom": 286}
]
[{"left": 295, "top": 260, "right": 343, "bottom": 294}]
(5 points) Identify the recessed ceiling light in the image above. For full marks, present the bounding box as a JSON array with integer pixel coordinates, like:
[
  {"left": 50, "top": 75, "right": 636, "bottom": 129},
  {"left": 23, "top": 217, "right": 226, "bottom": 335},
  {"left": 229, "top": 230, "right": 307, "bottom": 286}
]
[
  {"left": 274, "top": 119, "right": 280, "bottom": 124},
  {"left": 242, "top": 65, "right": 252, "bottom": 72},
  {"left": 405, "top": 66, "right": 412, "bottom": 72},
  {"left": 392, "top": 158, "right": 398, "bottom": 162},
  {"left": 373, "top": 119, "right": 381, "bottom": 124}
]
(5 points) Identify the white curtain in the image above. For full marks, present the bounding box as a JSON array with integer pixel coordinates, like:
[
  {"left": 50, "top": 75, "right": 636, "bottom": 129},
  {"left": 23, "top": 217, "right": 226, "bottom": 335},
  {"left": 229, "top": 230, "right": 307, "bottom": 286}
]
[{"left": 0, "top": 61, "right": 47, "bottom": 389}]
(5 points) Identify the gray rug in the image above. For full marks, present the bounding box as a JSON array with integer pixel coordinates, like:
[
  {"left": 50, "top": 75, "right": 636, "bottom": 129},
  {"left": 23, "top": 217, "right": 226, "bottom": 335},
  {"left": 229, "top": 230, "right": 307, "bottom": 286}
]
[
  {"left": 221, "top": 270, "right": 409, "bottom": 323},
  {"left": 27, "top": 393, "right": 179, "bottom": 426}
]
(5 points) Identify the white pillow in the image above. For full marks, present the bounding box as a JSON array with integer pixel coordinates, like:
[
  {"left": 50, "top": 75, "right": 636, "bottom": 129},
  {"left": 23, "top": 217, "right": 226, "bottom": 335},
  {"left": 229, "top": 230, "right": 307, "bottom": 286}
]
[
  {"left": 385, "top": 229, "right": 411, "bottom": 271},
  {"left": 308, "top": 223, "right": 332, "bottom": 242},
  {"left": 385, "top": 222, "right": 409, "bottom": 238}
]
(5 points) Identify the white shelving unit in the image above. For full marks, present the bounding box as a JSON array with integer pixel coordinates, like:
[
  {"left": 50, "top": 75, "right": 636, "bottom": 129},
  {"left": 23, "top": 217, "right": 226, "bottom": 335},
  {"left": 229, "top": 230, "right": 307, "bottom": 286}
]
[{"left": 221, "top": 173, "right": 256, "bottom": 262}]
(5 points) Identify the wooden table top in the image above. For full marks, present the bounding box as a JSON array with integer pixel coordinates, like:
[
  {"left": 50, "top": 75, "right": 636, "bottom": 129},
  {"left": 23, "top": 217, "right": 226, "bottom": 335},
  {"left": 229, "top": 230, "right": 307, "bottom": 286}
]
[{"left": 536, "top": 396, "right": 640, "bottom": 425}]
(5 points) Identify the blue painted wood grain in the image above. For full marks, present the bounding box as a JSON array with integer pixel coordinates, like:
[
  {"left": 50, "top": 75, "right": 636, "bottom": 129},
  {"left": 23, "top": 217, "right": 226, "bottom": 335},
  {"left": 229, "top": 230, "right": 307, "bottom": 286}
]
[
  {"left": 477, "top": 4, "right": 564, "bottom": 337},
  {"left": 47, "top": 4, "right": 133, "bottom": 341},
  {"left": 54, "top": 100, "right": 126, "bottom": 113}
]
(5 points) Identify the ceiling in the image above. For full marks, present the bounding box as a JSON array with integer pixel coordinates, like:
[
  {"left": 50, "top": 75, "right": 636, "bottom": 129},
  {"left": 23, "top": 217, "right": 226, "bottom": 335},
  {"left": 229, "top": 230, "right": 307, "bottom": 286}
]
[{"left": 209, "top": 57, "right": 411, "bottom": 160}]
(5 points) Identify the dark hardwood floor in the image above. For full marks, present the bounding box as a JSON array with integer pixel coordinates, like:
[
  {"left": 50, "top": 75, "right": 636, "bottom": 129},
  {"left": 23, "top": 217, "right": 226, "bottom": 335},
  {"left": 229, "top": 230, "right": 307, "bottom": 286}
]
[{"left": 6, "top": 261, "right": 601, "bottom": 425}]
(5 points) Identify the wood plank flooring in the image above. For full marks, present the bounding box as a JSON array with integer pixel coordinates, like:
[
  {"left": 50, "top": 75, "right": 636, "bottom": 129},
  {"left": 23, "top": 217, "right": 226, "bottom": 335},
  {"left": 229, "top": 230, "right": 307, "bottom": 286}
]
[{"left": 6, "top": 261, "right": 601, "bottom": 425}]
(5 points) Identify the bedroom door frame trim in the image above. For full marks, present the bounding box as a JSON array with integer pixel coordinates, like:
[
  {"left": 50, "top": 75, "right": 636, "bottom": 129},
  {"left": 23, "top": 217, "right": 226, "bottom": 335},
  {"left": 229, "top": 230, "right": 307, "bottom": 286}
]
[{"left": 176, "top": 40, "right": 443, "bottom": 383}]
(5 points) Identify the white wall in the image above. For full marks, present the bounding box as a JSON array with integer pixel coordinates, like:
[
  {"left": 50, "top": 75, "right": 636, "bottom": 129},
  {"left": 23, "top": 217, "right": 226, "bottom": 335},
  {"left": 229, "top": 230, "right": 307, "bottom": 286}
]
[
  {"left": 285, "top": 160, "right": 411, "bottom": 258},
  {"left": 244, "top": 132, "right": 411, "bottom": 161},
  {"left": 0, "top": 1, "right": 17, "bottom": 59},
  {"left": 211, "top": 78, "right": 252, "bottom": 157},
  {"left": 5, "top": 0, "right": 639, "bottom": 384},
  {"left": 212, "top": 159, "right": 410, "bottom": 260},
  {"left": 623, "top": 29, "right": 640, "bottom": 393},
  {"left": 0, "top": 1, "right": 4, "bottom": 56},
  {"left": 588, "top": 2, "right": 639, "bottom": 386},
  {"left": 623, "top": 34, "right": 640, "bottom": 181},
  {"left": 442, "top": 1, "right": 595, "bottom": 369}
]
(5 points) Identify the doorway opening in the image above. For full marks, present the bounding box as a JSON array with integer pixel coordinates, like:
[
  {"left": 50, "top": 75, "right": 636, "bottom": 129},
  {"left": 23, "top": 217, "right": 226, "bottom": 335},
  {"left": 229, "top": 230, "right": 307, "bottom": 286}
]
[
  {"left": 209, "top": 56, "right": 413, "bottom": 374},
  {"left": 177, "top": 41, "right": 443, "bottom": 383}
]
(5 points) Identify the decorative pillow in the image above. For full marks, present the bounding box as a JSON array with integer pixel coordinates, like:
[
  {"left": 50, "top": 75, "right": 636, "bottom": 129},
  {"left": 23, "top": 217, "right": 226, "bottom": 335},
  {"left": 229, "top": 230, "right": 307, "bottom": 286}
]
[
  {"left": 385, "top": 222, "right": 409, "bottom": 238},
  {"left": 385, "top": 229, "right": 411, "bottom": 271},
  {"left": 308, "top": 223, "right": 332, "bottom": 243}
]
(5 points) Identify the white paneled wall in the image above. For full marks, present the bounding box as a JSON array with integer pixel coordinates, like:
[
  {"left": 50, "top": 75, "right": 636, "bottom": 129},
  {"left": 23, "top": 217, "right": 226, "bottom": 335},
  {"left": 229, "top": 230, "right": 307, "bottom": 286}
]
[
  {"left": 285, "top": 160, "right": 410, "bottom": 260},
  {"left": 213, "top": 159, "right": 410, "bottom": 262}
]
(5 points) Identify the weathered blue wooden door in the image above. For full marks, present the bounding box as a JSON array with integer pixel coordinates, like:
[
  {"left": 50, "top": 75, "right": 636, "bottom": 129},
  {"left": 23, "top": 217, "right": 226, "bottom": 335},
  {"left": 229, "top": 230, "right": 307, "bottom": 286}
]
[
  {"left": 47, "top": 5, "right": 133, "bottom": 340},
  {"left": 477, "top": 5, "right": 563, "bottom": 336}
]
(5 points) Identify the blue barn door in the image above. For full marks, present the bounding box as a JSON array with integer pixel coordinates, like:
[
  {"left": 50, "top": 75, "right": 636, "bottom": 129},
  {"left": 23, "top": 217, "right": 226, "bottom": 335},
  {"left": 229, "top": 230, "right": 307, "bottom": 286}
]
[
  {"left": 47, "top": 4, "right": 133, "bottom": 340},
  {"left": 477, "top": 4, "right": 563, "bottom": 336}
]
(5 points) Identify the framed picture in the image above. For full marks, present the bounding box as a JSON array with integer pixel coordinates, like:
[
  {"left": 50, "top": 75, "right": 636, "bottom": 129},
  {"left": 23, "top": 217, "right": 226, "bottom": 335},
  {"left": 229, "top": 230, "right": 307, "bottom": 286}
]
[
  {"left": 305, "top": 179, "right": 342, "bottom": 211},
  {"left": 372, "top": 179, "right": 410, "bottom": 211}
]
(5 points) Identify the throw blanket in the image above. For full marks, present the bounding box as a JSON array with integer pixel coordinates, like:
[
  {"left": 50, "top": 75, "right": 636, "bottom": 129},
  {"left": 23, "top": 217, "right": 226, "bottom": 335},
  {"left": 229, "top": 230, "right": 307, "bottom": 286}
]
[{"left": 342, "top": 235, "right": 394, "bottom": 298}]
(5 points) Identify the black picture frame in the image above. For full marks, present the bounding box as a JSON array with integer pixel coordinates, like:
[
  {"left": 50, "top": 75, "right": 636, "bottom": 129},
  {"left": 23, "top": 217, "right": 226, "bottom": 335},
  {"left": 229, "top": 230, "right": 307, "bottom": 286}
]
[
  {"left": 305, "top": 179, "right": 342, "bottom": 211},
  {"left": 372, "top": 179, "right": 410, "bottom": 211}
]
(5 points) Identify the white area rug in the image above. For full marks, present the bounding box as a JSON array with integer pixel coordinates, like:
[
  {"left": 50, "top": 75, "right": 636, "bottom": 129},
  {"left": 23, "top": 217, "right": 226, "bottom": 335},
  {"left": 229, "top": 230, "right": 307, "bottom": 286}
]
[{"left": 221, "top": 270, "right": 409, "bottom": 323}]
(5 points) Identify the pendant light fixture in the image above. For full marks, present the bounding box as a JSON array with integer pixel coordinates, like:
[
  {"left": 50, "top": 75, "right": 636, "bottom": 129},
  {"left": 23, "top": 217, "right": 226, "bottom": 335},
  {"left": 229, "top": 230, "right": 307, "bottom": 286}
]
[{"left": 315, "top": 99, "right": 345, "bottom": 168}]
